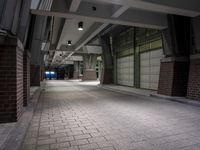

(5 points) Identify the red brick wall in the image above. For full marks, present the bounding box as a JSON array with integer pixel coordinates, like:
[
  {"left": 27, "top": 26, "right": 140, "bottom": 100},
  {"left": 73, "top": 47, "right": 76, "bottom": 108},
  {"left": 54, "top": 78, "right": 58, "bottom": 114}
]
[
  {"left": 187, "top": 59, "right": 200, "bottom": 100},
  {"left": 16, "top": 45, "right": 24, "bottom": 120},
  {"left": 30, "top": 64, "right": 40, "bottom": 86},
  {"left": 158, "top": 62, "right": 174, "bottom": 96},
  {"left": 23, "top": 51, "right": 30, "bottom": 106},
  {"left": 0, "top": 35, "right": 24, "bottom": 123},
  {"left": 158, "top": 61, "right": 189, "bottom": 97}
]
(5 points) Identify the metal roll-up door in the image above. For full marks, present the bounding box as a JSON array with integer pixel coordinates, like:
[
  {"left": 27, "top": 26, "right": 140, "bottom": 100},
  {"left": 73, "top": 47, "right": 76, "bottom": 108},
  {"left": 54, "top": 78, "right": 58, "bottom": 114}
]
[
  {"left": 117, "top": 55, "right": 134, "bottom": 86},
  {"left": 140, "top": 49, "right": 163, "bottom": 90}
]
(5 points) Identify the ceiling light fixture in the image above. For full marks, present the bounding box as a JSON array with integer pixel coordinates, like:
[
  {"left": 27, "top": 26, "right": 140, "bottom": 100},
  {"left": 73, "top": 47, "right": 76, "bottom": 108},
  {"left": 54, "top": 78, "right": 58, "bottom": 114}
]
[
  {"left": 92, "top": 6, "right": 97, "bottom": 11},
  {"left": 68, "top": 40, "right": 72, "bottom": 46},
  {"left": 78, "top": 21, "right": 83, "bottom": 31}
]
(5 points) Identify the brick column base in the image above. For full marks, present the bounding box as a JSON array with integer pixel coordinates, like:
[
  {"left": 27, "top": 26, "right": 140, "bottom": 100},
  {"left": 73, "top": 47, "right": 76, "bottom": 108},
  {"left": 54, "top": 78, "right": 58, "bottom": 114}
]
[
  {"left": 83, "top": 69, "right": 97, "bottom": 81},
  {"left": 187, "top": 56, "right": 200, "bottom": 100},
  {"left": 0, "top": 35, "right": 24, "bottom": 123},
  {"left": 73, "top": 71, "right": 79, "bottom": 79},
  {"left": 100, "top": 68, "right": 113, "bottom": 84},
  {"left": 158, "top": 57, "right": 189, "bottom": 97},
  {"left": 30, "top": 64, "right": 40, "bottom": 86}
]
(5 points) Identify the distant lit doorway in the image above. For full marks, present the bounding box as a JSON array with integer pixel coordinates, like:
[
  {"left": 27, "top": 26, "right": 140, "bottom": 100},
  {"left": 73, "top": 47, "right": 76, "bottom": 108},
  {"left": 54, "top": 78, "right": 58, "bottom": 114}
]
[{"left": 45, "top": 71, "right": 57, "bottom": 80}]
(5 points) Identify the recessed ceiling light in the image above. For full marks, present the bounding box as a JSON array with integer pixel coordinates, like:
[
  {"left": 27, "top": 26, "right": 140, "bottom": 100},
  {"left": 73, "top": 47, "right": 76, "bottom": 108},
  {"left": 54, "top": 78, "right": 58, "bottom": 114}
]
[{"left": 78, "top": 22, "right": 83, "bottom": 31}]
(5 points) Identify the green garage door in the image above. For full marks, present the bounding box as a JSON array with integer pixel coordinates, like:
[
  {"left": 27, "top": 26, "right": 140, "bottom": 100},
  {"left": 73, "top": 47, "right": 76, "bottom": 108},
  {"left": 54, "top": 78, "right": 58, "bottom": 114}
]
[
  {"left": 117, "top": 55, "right": 134, "bottom": 86},
  {"left": 140, "top": 49, "right": 163, "bottom": 90}
]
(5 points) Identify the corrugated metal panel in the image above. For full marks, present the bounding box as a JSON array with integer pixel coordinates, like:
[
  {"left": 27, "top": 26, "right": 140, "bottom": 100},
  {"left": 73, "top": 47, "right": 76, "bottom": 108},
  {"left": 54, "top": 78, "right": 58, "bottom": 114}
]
[
  {"left": 39, "top": 0, "right": 53, "bottom": 11},
  {"left": 140, "top": 49, "right": 163, "bottom": 90},
  {"left": 117, "top": 55, "right": 134, "bottom": 87}
]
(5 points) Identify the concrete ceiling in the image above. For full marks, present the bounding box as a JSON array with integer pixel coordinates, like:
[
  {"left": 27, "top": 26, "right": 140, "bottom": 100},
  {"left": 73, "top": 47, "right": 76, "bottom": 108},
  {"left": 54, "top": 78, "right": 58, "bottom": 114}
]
[
  {"left": 83, "top": 0, "right": 200, "bottom": 17},
  {"left": 57, "top": 19, "right": 94, "bottom": 49},
  {"left": 31, "top": 0, "right": 200, "bottom": 67}
]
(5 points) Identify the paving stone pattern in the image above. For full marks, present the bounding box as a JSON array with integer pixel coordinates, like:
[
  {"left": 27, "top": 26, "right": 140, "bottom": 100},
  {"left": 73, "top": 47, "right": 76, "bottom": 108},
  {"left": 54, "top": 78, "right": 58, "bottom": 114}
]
[
  {"left": 22, "top": 80, "right": 200, "bottom": 150},
  {"left": 0, "top": 123, "right": 16, "bottom": 148}
]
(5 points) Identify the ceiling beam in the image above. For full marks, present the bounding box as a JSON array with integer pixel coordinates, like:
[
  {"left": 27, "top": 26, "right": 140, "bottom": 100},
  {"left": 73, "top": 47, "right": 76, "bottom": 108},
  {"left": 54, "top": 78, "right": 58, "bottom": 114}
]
[
  {"left": 144, "top": 0, "right": 200, "bottom": 15},
  {"left": 47, "top": 50, "right": 90, "bottom": 54},
  {"left": 69, "top": 0, "right": 81, "bottom": 12},
  {"left": 111, "top": 6, "right": 129, "bottom": 18},
  {"left": 90, "top": 0, "right": 200, "bottom": 17},
  {"left": 31, "top": 9, "right": 167, "bottom": 29},
  {"left": 65, "top": 5, "right": 131, "bottom": 58},
  {"left": 51, "top": 50, "right": 83, "bottom": 53},
  {"left": 75, "top": 23, "right": 108, "bottom": 51}
]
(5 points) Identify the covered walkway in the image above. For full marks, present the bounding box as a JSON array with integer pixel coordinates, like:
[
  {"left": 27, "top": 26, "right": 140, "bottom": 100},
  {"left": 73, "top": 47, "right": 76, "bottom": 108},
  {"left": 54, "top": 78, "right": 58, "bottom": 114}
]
[
  {"left": 1, "top": 1, "right": 200, "bottom": 150},
  {"left": 22, "top": 80, "right": 200, "bottom": 150}
]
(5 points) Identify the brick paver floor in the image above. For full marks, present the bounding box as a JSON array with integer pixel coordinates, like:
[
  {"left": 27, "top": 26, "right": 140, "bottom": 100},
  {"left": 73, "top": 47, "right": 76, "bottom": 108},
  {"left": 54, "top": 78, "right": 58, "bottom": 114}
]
[{"left": 21, "top": 80, "right": 200, "bottom": 150}]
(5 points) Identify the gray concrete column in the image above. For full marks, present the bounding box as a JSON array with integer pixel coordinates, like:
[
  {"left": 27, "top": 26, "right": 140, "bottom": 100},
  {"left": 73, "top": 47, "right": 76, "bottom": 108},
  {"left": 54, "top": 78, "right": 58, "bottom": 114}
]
[
  {"left": 97, "top": 60, "right": 102, "bottom": 80},
  {"left": 158, "top": 15, "right": 191, "bottom": 97},
  {"left": 17, "top": 0, "right": 32, "bottom": 44},
  {"left": 30, "top": 15, "right": 48, "bottom": 86},
  {"left": 0, "top": 0, "right": 18, "bottom": 32},
  {"left": 83, "top": 54, "right": 97, "bottom": 80},
  {"left": 192, "top": 16, "right": 200, "bottom": 53},
  {"left": 73, "top": 61, "right": 79, "bottom": 79},
  {"left": 40, "top": 51, "right": 45, "bottom": 81},
  {"left": 100, "top": 36, "right": 114, "bottom": 84},
  {"left": 0, "top": 0, "right": 31, "bottom": 44},
  {"left": 23, "top": 50, "right": 31, "bottom": 106},
  {"left": 161, "top": 15, "right": 191, "bottom": 57}
]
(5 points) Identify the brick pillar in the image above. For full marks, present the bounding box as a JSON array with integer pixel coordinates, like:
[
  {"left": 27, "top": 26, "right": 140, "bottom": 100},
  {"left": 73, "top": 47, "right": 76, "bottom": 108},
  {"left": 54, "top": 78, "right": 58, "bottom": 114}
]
[
  {"left": 187, "top": 55, "right": 200, "bottom": 100},
  {"left": 0, "top": 35, "right": 24, "bottom": 123},
  {"left": 23, "top": 50, "right": 30, "bottom": 106},
  {"left": 158, "top": 57, "right": 189, "bottom": 97},
  {"left": 30, "top": 64, "right": 40, "bottom": 86}
]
